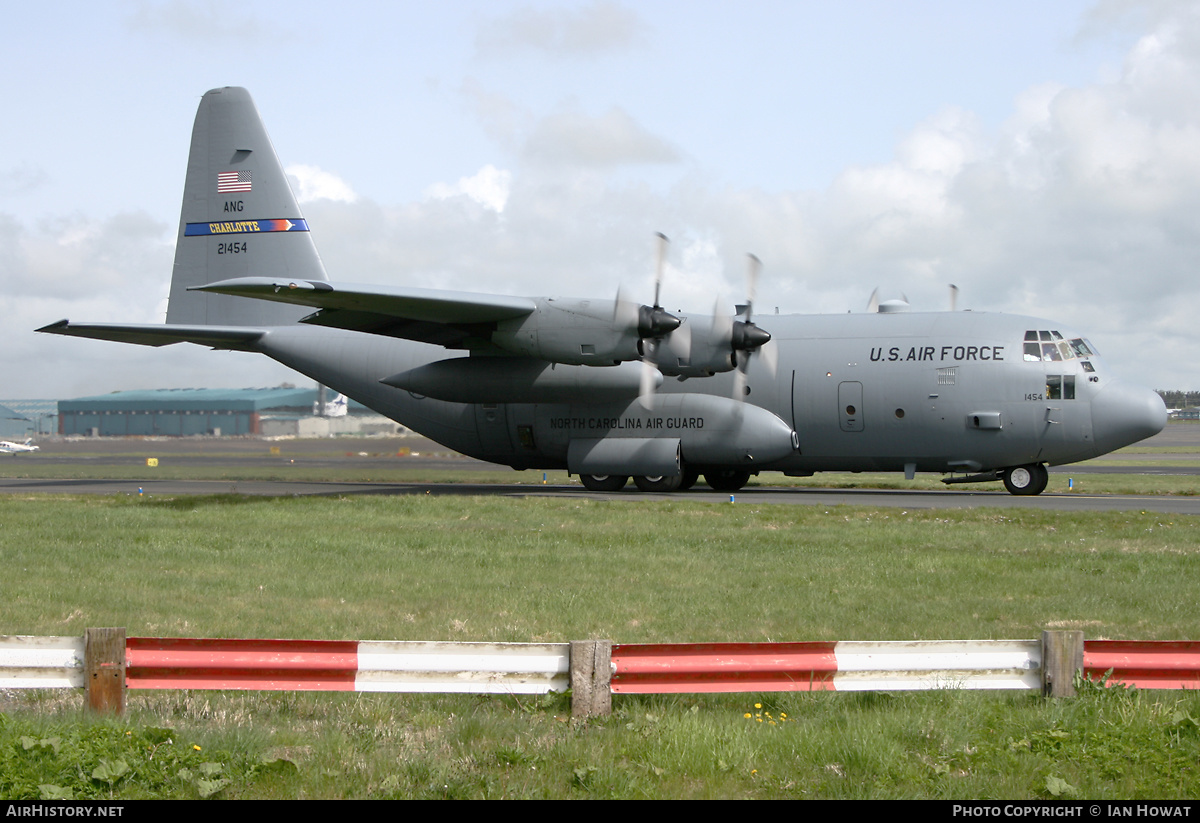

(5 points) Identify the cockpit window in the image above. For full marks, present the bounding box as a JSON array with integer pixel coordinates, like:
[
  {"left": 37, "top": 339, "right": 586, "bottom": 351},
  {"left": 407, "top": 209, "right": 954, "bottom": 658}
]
[{"left": 1024, "top": 330, "right": 1096, "bottom": 364}]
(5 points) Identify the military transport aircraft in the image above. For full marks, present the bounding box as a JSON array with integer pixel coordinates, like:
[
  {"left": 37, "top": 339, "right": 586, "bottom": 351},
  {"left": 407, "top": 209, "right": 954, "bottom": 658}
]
[
  {"left": 39, "top": 87, "right": 1167, "bottom": 495},
  {"left": 0, "top": 439, "right": 39, "bottom": 455}
]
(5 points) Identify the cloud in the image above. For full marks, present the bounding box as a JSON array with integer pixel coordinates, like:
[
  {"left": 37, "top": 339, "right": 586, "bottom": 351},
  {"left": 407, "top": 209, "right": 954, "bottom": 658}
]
[
  {"left": 426, "top": 165, "right": 513, "bottom": 213},
  {"left": 476, "top": 1, "right": 641, "bottom": 58},
  {"left": 19, "top": 3, "right": 1200, "bottom": 397},
  {"left": 286, "top": 165, "right": 357, "bottom": 203},
  {"left": 125, "top": 0, "right": 278, "bottom": 47},
  {"left": 0, "top": 163, "right": 48, "bottom": 197},
  {"left": 522, "top": 108, "right": 680, "bottom": 169}
]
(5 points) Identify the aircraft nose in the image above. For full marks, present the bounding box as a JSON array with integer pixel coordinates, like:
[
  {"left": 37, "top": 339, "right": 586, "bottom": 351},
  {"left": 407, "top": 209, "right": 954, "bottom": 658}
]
[{"left": 1090, "top": 379, "right": 1167, "bottom": 454}]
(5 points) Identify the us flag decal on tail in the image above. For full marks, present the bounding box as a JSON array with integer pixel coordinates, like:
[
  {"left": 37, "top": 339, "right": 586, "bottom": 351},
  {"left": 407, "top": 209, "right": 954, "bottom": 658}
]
[{"left": 217, "top": 170, "right": 252, "bottom": 192}]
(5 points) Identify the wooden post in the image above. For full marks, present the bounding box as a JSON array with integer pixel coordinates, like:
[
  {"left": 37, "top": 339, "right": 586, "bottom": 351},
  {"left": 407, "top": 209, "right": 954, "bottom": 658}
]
[
  {"left": 85, "top": 627, "right": 126, "bottom": 715},
  {"left": 569, "top": 640, "right": 612, "bottom": 720},
  {"left": 1041, "top": 630, "right": 1084, "bottom": 698}
]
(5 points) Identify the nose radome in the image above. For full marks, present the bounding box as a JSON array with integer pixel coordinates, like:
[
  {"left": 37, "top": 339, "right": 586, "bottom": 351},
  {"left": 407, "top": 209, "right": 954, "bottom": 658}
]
[{"left": 1091, "top": 379, "right": 1167, "bottom": 455}]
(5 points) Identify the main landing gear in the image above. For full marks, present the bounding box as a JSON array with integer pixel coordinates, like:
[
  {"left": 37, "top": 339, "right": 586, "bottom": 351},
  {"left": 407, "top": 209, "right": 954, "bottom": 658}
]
[
  {"left": 579, "top": 467, "right": 750, "bottom": 493},
  {"left": 1001, "top": 463, "right": 1049, "bottom": 496},
  {"left": 578, "top": 474, "right": 629, "bottom": 492}
]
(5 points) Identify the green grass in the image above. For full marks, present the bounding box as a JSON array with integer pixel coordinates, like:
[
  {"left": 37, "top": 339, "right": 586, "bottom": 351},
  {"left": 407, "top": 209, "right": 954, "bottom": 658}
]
[
  {"left": 2, "top": 495, "right": 1198, "bottom": 640},
  {"left": 3, "top": 493, "right": 1199, "bottom": 798},
  {"left": 5, "top": 684, "right": 1200, "bottom": 798}
]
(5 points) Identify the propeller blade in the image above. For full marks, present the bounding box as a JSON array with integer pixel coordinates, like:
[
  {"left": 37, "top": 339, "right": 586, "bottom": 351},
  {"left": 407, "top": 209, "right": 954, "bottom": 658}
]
[
  {"left": 668, "top": 318, "right": 691, "bottom": 361},
  {"left": 654, "top": 232, "right": 669, "bottom": 309},
  {"left": 710, "top": 296, "right": 733, "bottom": 342},
  {"left": 759, "top": 338, "right": 779, "bottom": 378},
  {"left": 612, "top": 285, "right": 638, "bottom": 331},
  {"left": 745, "top": 253, "right": 761, "bottom": 322},
  {"left": 639, "top": 358, "right": 659, "bottom": 409},
  {"left": 732, "top": 363, "right": 747, "bottom": 401},
  {"left": 867, "top": 287, "right": 880, "bottom": 313}
]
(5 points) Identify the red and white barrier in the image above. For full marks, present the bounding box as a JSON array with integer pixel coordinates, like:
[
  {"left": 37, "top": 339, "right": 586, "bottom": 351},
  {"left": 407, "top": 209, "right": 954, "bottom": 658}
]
[
  {"left": 0, "top": 635, "right": 84, "bottom": 689},
  {"left": 3, "top": 633, "right": 1198, "bottom": 701},
  {"left": 1085, "top": 640, "right": 1200, "bottom": 690},
  {"left": 611, "top": 640, "right": 1040, "bottom": 694},
  {"left": 125, "top": 637, "right": 570, "bottom": 694}
]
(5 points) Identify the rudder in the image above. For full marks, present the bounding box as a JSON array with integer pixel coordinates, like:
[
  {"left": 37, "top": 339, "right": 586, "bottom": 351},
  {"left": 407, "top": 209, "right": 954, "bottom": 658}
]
[{"left": 166, "top": 87, "right": 329, "bottom": 326}]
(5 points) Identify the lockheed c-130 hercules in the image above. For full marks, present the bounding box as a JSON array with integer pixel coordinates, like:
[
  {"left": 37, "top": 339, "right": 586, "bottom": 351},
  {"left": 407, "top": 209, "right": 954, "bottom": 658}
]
[{"left": 39, "top": 87, "right": 1167, "bottom": 496}]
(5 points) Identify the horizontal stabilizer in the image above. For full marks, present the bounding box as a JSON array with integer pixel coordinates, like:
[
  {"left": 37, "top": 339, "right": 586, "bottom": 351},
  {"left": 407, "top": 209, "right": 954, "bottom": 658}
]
[
  {"left": 37, "top": 320, "right": 265, "bottom": 351},
  {"left": 192, "top": 277, "right": 536, "bottom": 324}
]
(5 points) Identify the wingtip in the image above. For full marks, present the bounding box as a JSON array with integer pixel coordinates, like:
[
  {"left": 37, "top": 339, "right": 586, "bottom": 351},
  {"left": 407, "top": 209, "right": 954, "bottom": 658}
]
[{"left": 35, "top": 319, "right": 70, "bottom": 333}]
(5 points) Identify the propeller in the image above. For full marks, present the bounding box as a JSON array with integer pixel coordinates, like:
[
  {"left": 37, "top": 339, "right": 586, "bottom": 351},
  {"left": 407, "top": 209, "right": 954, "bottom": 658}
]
[
  {"left": 730, "top": 253, "right": 776, "bottom": 401},
  {"left": 614, "top": 232, "right": 691, "bottom": 406}
]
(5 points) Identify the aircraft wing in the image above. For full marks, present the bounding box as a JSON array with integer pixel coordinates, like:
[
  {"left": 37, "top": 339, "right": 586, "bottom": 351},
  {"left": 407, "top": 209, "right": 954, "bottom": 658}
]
[
  {"left": 191, "top": 278, "right": 537, "bottom": 348},
  {"left": 36, "top": 320, "right": 266, "bottom": 351}
]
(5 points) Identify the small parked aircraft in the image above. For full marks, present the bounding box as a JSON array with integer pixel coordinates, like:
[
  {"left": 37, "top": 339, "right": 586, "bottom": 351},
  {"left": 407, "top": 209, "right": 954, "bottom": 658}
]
[{"left": 0, "top": 439, "right": 39, "bottom": 455}]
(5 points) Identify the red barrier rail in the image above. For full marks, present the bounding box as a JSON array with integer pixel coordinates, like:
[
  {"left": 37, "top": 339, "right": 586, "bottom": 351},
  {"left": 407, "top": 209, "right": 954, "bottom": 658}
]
[
  {"left": 126, "top": 637, "right": 359, "bottom": 691},
  {"left": 1084, "top": 640, "right": 1200, "bottom": 690},
  {"left": 611, "top": 642, "right": 839, "bottom": 693}
]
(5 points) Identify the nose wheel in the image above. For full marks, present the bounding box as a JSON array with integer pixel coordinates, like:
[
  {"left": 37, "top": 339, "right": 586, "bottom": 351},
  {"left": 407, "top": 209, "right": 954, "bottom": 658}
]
[{"left": 1002, "top": 463, "right": 1048, "bottom": 496}]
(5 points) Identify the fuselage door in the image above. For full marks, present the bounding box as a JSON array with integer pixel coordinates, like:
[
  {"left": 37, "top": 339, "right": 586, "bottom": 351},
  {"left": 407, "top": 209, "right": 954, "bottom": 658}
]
[
  {"left": 838, "top": 381, "right": 864, "bottom": 432},
  {"left": 474, "top": 403, "right": 515, "bottom": 460}
]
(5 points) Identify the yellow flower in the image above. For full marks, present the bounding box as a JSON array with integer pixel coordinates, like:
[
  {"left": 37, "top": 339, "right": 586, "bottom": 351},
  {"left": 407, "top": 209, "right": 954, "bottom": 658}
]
[
  {"left": 744, "top": 713, "right": 752, "bottom": 718},
  {"left": 193, "top": 745, "right": 202, "bottom": 751},
  {"left": 754, "top": 703, "right": 762, "bottom": 709}
]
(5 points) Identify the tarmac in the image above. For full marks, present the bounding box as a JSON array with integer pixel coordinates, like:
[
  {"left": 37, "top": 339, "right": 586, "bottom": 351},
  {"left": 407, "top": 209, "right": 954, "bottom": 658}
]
[{"left": 2, "top": 426, "right": 1197, "bottom": 514}]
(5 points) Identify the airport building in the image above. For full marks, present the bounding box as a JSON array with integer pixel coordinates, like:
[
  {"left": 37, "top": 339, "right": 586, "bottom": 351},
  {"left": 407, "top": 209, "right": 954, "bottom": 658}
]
[
  {"left": 56, "top": 387, "right": 400, "bottom": 437},
  {"left": 0, "top": 400, "right": 56, "bottom": 439}
]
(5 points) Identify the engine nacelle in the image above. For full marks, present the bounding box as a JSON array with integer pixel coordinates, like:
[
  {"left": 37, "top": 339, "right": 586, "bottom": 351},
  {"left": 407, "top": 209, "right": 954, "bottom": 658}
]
[
  {"left": 381, "top": 357, "right": 657, "bottom": 403},
  {"left": 491, "top": 298, "right": 642, "bottom": 365},
  {"left": 646, "top": 317, "right": 736, "bottom": 377}
]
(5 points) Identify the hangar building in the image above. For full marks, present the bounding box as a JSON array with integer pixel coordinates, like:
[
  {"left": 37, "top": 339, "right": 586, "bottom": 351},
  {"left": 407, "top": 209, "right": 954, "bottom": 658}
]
[{"left": 58, "top": 387, "right": 322, "bottom": 437}]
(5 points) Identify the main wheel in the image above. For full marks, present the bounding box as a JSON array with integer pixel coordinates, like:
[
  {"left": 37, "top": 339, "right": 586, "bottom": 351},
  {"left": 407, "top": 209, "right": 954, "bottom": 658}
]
[
  {"left": 1002, "top": 463, "right": 1048, "bottom": 496},
  {"left": 678, "top": 468, "right": 700, "bottom": 491},
  {"left": 633, "top": 474, "right": 684, "bottom": 492},
  {"left": 579, "top": 474, "right": 628, "bottom": 492},
  {"left": 704, "top": 469, "right": 751, "bottom": 492}
]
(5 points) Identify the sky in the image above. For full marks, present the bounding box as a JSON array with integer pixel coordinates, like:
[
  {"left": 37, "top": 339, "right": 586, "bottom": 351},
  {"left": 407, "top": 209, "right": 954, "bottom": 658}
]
[{"left": 3, "top": 0, "right": 1198, "bottom": 398}]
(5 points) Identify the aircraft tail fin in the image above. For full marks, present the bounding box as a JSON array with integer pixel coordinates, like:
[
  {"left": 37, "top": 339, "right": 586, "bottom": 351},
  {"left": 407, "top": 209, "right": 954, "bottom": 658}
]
[{"left": 166, "top": 87, "right": 329, "bottom": 327}]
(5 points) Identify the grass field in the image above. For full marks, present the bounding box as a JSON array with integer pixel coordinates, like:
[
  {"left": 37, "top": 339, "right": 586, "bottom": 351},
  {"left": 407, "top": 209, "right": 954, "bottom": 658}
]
[{"left": 2, "top": 492, "right": 1200, "bottom": 798}]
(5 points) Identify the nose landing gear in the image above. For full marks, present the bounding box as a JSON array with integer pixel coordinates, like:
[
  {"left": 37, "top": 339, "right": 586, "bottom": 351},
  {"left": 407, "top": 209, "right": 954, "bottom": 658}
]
[{"left": 1002, "top": 463, "right": 1048, "bottom": 496}]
